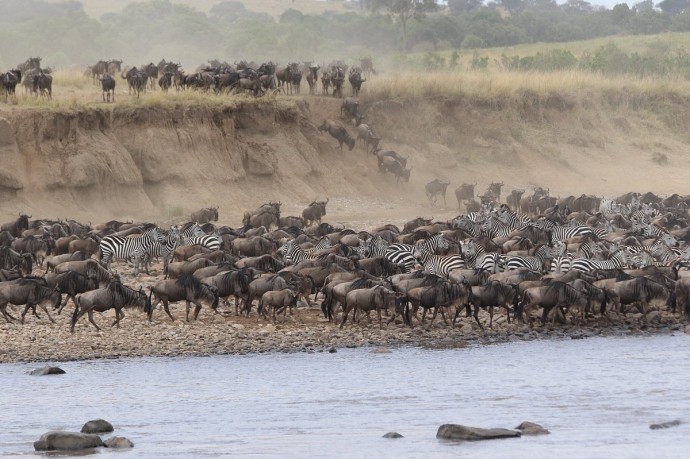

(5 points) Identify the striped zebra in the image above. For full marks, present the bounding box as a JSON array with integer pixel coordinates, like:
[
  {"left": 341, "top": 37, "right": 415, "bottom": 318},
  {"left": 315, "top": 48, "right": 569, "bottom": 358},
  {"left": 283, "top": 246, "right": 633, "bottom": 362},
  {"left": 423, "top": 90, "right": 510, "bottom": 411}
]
[
  {"left": 504, "top": 244, "right": 552, "bottom": 273},
  {"left": 461, "top": 240, "right": 502, "bottom": 273},
  {"left": 99, "top": 227, "right": 165, "bottom": 275},
  {"left": 385, "top": 233, "right": 450, "bottom": 273},
  {"left": 278, "top": 240, "right": 320, "bottom": 265},
  {"left": 481, "top": 216, "right": 513, "bottom": 239},
  {"left": 453, "top": 216, "right": 482, "bottom": 237},
  {"left": 650, "top": 240, "right": 680, "bottom": 265},
  {"left": 550, "top": 255, "right": 573, "bottom": 274},
  {"left": 139, "top": 225, "right": 182, "bottom": 274},
  {"left": 363, "top": 235, "right": 389, "bottom": 258},
  {"left": 497, "top": 205, "right": 531, "bottom": 230},
  {"left": 304, "top": 237, "right": 332, "bottom": 256},
  {"left": 533, "top": 218, "right": 596, "bottom": 242},
  {"left": 412, "top": 247, "right": 465, "bottom": 278},
  {"left": 176, "top": 223, "right": 220, "bottom": 251},
  {"left": 570, "top": 249, "right": 628, "bottom": 273}
]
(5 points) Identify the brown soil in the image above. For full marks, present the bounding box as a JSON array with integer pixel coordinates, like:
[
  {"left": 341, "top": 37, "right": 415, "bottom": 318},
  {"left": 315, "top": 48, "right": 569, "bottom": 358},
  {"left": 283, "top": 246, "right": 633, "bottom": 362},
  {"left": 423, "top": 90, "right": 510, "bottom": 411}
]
[{"left": 1, "top": 92, "right": 689, "bottom": 229}]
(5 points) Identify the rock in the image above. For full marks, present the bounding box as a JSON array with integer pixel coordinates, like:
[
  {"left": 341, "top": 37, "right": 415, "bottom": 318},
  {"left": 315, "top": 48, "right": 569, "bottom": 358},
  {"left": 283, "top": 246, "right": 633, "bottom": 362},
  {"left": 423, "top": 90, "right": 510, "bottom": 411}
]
[
  {"left": 30, "top": 366, "right": 66, "bottom": 376},
  {"left": 104, "top": 436, "right": 134, "bottom": 448},
  {"left": 645, "top": 311, "right": 661, "bottom": 323},
  {"left": 370, "top": 347, "right": 391, "bottom": 354},
  {"left": 436, "top": 424, "right": 521, "bottom": 441},
  {"left": 34, "top": 431, "right": 104, "bottom": 451},
  {"left": 81, "top": 419, "right": 114, "bottom": 434},
  {"left": 383, "top": 432, "right": 403, "bottom": 438},
  {"left": 472, "top": 137, "right": 491, "bottom": 148},
  {"left": 328, "top": 347, "right": 337, "bottom": 353},
  {"left": 650, "top": 420, "right": 681, "bottom": 430},
  {"left": 515, "top": 421, "right": 550, "bottom": 435},
  {"left": 685, "top": 324, "right": 690, "bottom": 334}
]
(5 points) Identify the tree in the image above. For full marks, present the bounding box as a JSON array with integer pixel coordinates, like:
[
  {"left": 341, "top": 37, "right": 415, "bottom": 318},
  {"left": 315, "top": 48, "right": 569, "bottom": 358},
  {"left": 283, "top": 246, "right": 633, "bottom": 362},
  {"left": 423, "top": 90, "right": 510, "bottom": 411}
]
[
  {"left": 657, "top": 0, "right": 690, "bottom": 15},
  {"left": 448, "top": 0, "right": 483, "bottom": 15},
  {"left": 365, "top": 0, "right": 439, "bottom": 50}
]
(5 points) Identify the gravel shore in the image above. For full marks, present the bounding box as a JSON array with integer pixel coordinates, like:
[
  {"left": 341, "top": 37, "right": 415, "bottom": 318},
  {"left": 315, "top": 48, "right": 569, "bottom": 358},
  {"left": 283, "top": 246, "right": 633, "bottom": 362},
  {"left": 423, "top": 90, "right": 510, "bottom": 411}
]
[{"left": 1, "top": 300, "right": 685, "bottom": 364}]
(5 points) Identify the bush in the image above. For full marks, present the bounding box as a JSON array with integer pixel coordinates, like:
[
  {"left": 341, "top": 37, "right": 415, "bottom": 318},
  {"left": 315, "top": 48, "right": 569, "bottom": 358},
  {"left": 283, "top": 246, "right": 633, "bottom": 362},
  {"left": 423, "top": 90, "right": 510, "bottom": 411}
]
[{"left": 461, "top": 34, "right": 485, "bottom": 49}]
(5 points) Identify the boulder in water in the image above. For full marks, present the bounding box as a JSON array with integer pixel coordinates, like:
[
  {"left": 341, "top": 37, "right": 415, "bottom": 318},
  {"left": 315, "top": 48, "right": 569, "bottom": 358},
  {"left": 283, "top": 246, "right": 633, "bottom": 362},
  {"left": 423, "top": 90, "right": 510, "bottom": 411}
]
[
  {"left": 34, "top": 431, "right": 104, "bottom": 451},
  {"left": 436, "top": 424, "right": 521, "bottom": 441},
  {"left": 382, "top": 432, "right": 403, "bottom": 438},
  {"left": 650, "top": 420, "right": 681, "bottom": 430},
  {"left": 81, "top": 419, "right": 114, "bottom": 434},
  {"left": 104, "top": 436, "right": 134, "bottom": 448},
  {"left": 30, "top": 366, "right": 66, "bottom": 376},
  {"left": 515, "top": 421, "right": 550, "bottom": 435}
]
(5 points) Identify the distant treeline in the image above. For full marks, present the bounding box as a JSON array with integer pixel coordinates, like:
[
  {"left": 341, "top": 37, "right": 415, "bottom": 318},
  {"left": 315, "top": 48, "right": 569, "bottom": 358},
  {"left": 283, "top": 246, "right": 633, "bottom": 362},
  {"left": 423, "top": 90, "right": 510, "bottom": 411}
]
[{"left": 2, "top": 0, "right": 690, "bottom": 70}]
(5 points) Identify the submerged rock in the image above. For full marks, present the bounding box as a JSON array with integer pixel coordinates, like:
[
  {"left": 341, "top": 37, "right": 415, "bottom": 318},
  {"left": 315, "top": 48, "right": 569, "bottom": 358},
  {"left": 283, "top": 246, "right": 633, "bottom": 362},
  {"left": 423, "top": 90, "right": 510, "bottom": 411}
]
[
  {"left": 34, "top": 431, "right": 104, "bottom": 451},
  {"left": 436, "top": 424, "right": 521, "bottom": 441},
  {"left": 104, "top": 436, "right": 134, "bottom": 448},
  {"left": 383, "top": 432, "right": 403, "bottom": 438},
  {"left": 30, "top": 366, "right": 66, "bottom": 376},
  {"left": 515, "top": 421, "right": 550, "bottom": 435},
  {"left": 81, "top": 419, "right": 114, "bottom": 434},
  {"left": 650, "top": 420, "right": 681, "bottom": 430}
]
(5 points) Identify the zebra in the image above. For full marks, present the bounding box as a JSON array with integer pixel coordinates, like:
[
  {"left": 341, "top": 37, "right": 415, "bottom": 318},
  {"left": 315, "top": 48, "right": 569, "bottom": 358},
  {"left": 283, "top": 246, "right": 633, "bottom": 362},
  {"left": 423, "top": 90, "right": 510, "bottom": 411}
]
[
  {"left": 461, "top": 240, "right": 502, "bottom": 273},
  {"left": 504, "top": 244, "right": 553, "bottom": 273},
  {"left": 453, "top": 216, "right": 482, "bottom": 237},
  {"left": 385, "top": 233, "right": 450, "bottom": 273},
  {"left": 533, "top": 218, "right": 596, "bottom": 242},
  {"left": 142, "top": 225, "right": 185, "bottom": 274},
  {"left": 650, "top": 240, "right": 680, "bottom": 265},
  {"left": 304, "top": 237, "right": 332, "bottom": 256},
  {"left": 497, "top": 205, "right": 531, "bottom": 230},
  {"left": 550, "top": 255, "right": 573, "bottom": 274},
  {"left": 412, "top": 247, "right": 465, "bottom": 278},
  {"left": 99, "top": 227, "right": 164, "bottom": 275},
  {"left": 279, "top": 240, "right": 320, "bottom": 265},
  {"left": 570, "top": 249, "right": 628, "bottom": 273},
  {"left": 481, "top": 216, "right": 514, "bottom": 239},
  {"left": 362, "top": 235, "right": 389, "bottom": 258}
]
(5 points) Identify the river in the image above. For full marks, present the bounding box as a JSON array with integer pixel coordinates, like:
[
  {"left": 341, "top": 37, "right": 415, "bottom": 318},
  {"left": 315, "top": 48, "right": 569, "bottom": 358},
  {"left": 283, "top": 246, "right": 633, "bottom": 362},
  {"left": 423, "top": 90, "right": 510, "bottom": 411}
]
[{"left": 1, "top": 334, "right": 687, "bottom": 458}]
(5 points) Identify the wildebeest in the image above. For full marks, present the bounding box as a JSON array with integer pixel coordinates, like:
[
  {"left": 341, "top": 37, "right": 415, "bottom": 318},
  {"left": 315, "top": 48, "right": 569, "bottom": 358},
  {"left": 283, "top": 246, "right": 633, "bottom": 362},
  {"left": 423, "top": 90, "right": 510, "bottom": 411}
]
[
  {"left": 279, "top": 216, "right": 304, "bottom": 229},
  {"left": 11, "top": 235, "right": 49, "bottom": 267},
  {"left": 340, "top": 285, "right": 397, "bottom": 329},
  {"left": 302, "top": 199, "right": 329, "bottom": 227},
  {"left": 321, "top": 70, "right": 331, "bottom": 95},
  {"left": 30, "top": 72, "right": 52, "bottom": 99},
  {"left": 378, "top": 156, "right": 411, "bottom": 183},
  {"left": 406, "top": 279, "right": 471, "bottom": 329},
  {"left": 348, "top": 67, "right": 365, "bottom": 96},
  {"left": 101, "top": 73, "right": 115, "bottom": 102},
  {"left": 356, "top": 123, "right": 379, "bottom": 153},
  {"left": 147, "top": 275, "right": 219, "bottom": 321},
  {"left": 44, "top": 270, "right": 99, "bottom": 314},
  {"left": 190, "top": 207, "right": 219, "bottom": 224},
  {"left": 242, "top": 211, "right": 278, "bottom": 229},
  {"left": 340, "top": 97, "right": 363, "bottom": 125},
  {"left": 1, "top": 214, "right": 31, "bottom": 238},
  {"left": 425, "top": 179, "right": 450, "bottom": 206},
  {"left": 45, "top": 251, "right": 86, "bottom": 271},
  {"left": 605, "top": 276, "right": 670, "bottom": 314},
  {"left": 318, "top": 119, "right": 355, "bottom": 151},
  {"left": 202, "top": 269, "right": 254, "bottom": 316},
  {"left": 0, "top": 246, "right": 33, "bottom": 274},
  {"left": 306, "top": 65, "right": 320, "bottom": 94},
  {"left": 373, "top": 148, "right": 407, "bottom": 167},
  {"left": 2, "top": 70, "right": 22, "bottom": 101},
  {"left": 519, "top": 281, "right": 590, "bottom": 326},
  {"left": 466, "top": 280, "right": 518, "bottom": 329},
  {"left": 122, "top": 67, "right": 147, "bottom": 98},
  {"left": 141, "top": 62, "right": 158, "bottom": 90},
  {"left": 230, "top": 236, "right": 275, "bottom": 257},
  {"left": 0, "top": 278, "right": 61, "bottom": 324},
  {"left": 259, "top": 288, "right": 299, "bottom": 321},
  {"left": 71, "top": 280, "right": 150, "bottom": 332},
  {"left": 331, "top": 66, "right": 346, "bottom": 98},
  {"left": 506, "top": 190, "right": 525, "bottom": 210}
]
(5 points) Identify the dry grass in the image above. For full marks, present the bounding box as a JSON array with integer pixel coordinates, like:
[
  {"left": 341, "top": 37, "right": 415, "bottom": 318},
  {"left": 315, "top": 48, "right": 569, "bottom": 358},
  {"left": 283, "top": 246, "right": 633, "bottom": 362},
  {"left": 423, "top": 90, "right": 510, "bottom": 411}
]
[{"left": 359, "top": 69, "right": 690, "bottom": 105}]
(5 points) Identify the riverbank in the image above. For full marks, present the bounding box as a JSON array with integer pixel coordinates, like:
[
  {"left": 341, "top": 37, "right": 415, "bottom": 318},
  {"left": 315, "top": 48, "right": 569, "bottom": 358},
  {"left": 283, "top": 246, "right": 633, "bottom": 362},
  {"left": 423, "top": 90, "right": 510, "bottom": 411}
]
[{"left": 2, "top": 303, "right": 685, "bottom": 364}]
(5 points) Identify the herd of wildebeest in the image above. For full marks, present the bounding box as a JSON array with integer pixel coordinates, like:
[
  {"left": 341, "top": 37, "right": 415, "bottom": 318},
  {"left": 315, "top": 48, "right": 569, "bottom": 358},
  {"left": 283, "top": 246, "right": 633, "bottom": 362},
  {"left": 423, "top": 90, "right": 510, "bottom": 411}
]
[
  {"left": 2, "top": 183, "right": 690, "bottom": 334},
  {"left": 0, "top": 56, "right": 376, "bottom": 102}
]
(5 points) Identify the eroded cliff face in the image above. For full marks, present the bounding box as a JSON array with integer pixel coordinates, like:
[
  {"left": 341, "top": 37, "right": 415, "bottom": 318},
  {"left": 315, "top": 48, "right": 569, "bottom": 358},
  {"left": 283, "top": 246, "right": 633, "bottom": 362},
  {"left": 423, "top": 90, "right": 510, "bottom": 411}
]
[{"left": 0, "top": 100, "right": 346, "bottom": 222}]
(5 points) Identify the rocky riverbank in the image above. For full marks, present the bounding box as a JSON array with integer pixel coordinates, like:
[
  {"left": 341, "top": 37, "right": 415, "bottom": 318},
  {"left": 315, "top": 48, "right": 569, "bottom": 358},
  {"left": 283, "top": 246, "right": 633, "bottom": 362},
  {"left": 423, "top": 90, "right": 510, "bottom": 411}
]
[{"left": 1, "top": 303, "right": 685, "bottom": 364}]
